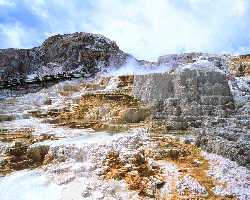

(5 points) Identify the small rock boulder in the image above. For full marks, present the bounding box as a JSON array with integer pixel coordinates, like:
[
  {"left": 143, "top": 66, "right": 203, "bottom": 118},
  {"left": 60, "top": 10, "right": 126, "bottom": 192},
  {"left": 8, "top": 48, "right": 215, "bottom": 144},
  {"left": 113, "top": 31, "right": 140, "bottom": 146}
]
[
  {"left": 27, "top": 145, "right": 50, "bottom": 163},
  {"left": 121, "top": 107, "right": 150, "bottom": 123}
]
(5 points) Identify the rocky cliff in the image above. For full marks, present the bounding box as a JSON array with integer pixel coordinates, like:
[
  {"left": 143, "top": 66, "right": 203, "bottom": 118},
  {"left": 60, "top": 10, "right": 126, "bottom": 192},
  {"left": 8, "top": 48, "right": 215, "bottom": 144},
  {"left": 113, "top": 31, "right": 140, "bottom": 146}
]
[
  {"left": 0, "top": 32, "right": 130, "bottom": 87},
  {"left": 133, "top": 60, "right": 234, "bottom": 128}
]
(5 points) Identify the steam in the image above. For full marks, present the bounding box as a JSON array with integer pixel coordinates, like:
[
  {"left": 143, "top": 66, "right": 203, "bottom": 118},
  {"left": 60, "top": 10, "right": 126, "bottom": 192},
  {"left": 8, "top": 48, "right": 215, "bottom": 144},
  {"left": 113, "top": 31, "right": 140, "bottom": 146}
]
[{"left": 106, "top": 58, "right": 172, "bottom": 76}]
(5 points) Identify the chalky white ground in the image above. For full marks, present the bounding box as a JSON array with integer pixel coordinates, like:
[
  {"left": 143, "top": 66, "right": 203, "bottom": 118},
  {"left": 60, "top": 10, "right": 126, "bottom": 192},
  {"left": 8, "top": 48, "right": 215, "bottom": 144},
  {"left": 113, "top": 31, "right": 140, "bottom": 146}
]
[
  {"left": 0, "top": 59, "right": 249, "bottom": 200},
  {"left": 0, "top": 127, "right": 249, "bottom": 200}
]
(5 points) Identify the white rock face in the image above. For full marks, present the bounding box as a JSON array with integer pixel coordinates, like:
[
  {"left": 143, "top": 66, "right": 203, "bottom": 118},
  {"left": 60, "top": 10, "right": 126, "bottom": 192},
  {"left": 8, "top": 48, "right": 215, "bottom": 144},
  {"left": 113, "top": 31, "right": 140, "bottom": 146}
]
[
  {"left": 176, "top": 175, "right": 208, "bottom": 197},
  {"left": 133, "top": 63, "right": 234, "bottom": 125},
  {"left": 203, "top": 152, "right": 250, "bottom": 200}
]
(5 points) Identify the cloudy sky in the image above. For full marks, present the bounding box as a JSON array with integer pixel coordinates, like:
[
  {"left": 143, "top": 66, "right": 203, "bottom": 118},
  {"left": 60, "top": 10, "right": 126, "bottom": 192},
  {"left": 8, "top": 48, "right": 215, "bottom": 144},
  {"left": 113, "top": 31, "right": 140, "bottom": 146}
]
[{"left": 0, "top": 0, "right": 250, "bottom": 60}]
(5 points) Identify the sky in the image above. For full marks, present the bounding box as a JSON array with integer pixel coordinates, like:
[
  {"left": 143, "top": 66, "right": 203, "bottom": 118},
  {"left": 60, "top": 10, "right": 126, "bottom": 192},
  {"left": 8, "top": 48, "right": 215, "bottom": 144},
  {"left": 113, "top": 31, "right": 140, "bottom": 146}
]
[{"left": 0, "top": 0, "right": 250, "bottom": 61}]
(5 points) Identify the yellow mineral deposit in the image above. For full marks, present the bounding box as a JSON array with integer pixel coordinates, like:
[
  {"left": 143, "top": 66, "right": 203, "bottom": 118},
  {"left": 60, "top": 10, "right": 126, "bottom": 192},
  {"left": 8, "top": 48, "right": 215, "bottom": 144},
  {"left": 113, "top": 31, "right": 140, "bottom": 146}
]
[{"left": 0, "top": 129, "right": 58, "bottom": 175}]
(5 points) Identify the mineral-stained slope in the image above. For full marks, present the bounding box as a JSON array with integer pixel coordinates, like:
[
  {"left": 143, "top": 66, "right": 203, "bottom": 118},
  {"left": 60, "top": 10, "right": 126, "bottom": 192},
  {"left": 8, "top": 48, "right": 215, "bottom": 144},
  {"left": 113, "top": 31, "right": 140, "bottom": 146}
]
[
  {"left": 0, "top": 32, "right": 131, "bottom": 87},
  {"left": 133, "top": 54, "right": 250, "bottom": 169},
  {"left": 1, "top": 74, "right": 248, "bottom": 199},
  {"left": 0, "top": 33, "right": 249, "bottom": 199}
]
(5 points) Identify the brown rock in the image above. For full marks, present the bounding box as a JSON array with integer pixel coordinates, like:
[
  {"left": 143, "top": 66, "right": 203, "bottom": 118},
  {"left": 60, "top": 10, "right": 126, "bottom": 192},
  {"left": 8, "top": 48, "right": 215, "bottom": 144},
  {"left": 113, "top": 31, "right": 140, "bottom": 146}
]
[
  {"left": 27, "top": 145, "right": 50, "bottom": 163},
  {"left": 120, "top": 107, "right": 149, "bottom": 123}
]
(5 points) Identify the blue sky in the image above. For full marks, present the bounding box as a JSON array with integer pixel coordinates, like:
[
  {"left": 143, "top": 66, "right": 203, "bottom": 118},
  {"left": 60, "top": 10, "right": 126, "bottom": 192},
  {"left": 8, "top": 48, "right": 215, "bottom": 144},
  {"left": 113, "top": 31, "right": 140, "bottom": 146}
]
[{"left": 0, "top": 0, "right": 250, "bottom": 60}]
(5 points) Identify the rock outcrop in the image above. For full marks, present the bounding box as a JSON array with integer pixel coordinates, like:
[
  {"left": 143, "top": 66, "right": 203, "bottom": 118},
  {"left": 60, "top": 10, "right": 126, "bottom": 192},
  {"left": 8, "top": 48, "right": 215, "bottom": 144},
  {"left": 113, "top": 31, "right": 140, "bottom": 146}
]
[
  {"left": 195, "top": 103, "right": 250, "bottom": 168},
  {"left": 133, "top": 65, "right": 234, "bottom": 129},
  {"left": 133, "top": 56, "right": 250, "bottom": 168},
  {"left": 0, "top": 32, "right": 130, "bottom": 87}
]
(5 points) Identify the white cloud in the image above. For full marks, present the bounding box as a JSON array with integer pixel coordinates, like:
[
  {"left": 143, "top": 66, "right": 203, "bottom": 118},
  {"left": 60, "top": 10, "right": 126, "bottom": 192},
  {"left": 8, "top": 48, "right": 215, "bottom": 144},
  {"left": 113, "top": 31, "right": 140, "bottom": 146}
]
[
  {"left": 0, "top": 0, "right": 250, "bottom": 60},
  {"left": 84, "top": 0, "right": 250, "bottom": 60},
  {"left": 232, "top": 0, "right": 246, "bottom": 17},
  {"left": 25, "top": 0, "right": 49, "bottom": 19},
  {"left": 0, "top": 0, "right": 15, "bottom": 7},
  {"left": 0, "top": 24, "right": 23, "bottom": 48},
  {"left": 0, "top": 23, "right": 42, "bottom": 49}
]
